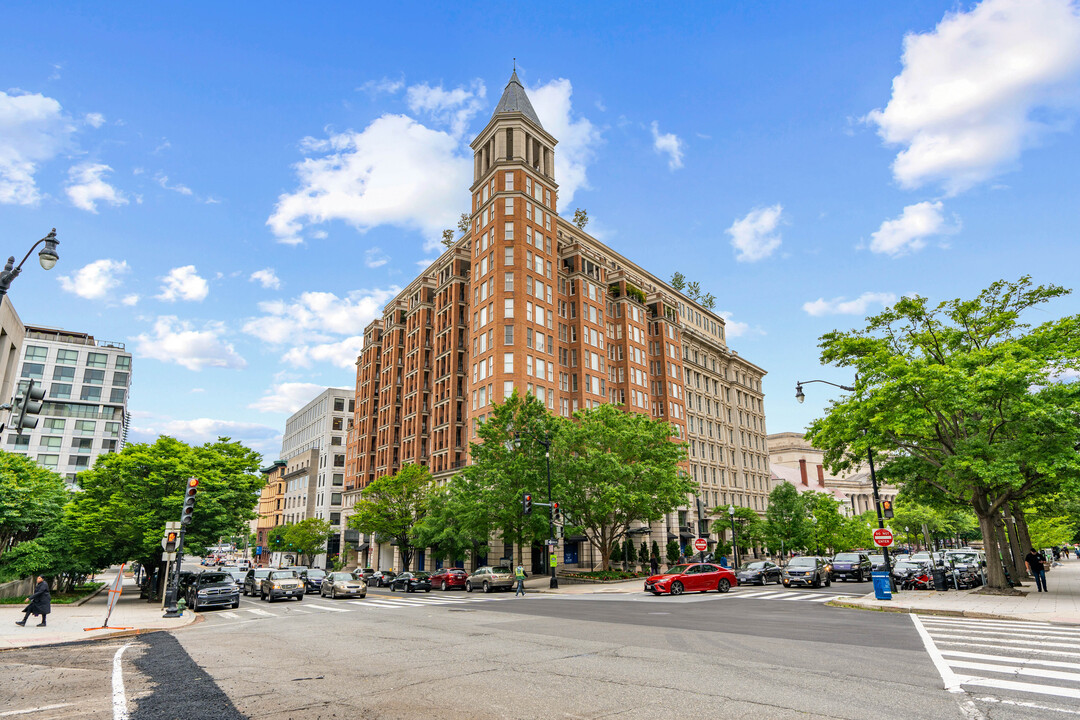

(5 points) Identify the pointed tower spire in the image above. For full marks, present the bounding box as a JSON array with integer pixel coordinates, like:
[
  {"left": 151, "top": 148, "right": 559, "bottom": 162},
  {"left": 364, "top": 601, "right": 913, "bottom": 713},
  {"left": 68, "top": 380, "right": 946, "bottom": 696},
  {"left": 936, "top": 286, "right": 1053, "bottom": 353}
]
[{"left": 493, "top": 69, "right": 543, "bottom": 129}]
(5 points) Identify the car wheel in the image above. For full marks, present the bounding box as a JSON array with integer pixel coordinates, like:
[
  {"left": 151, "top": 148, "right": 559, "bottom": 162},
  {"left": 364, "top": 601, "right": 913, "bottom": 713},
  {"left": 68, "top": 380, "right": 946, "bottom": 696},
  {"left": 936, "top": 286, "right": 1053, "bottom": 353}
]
[
  {"left": 231, "top": 600, "right": 239, "bottom": 609},
  {"left": 260, "top": 588, "right": 266, "bottom": 601},
  {"left": 360, "top": 593, "right": 366, "bottom": 599},
  {"left": 190, "top": 596, "right": 198, "bottom": 612},
  {"left": 390, "top": 583, "right": 396, "bottom": 592},
  {"left": 783, "top": 580, "right": 790, "bottom": 587},
  {"left": 717, "top": 579, "right": 731, "bottom": 593},
  {"left": 466, "top": 582, "right": 473, "bottom": 593},
  {"left": 425, "top": 588, "right": 430, "bottom": 593},
  {"left": 813, "top": 576, "right": 821, "bottom": 589},
  {"left": 825, "top": 576, "right": 832, "bottom": 587},
  {"left": 296, "top": 594, "right": 302, "bottom": 602},
  {"left": 483, "top": 581, "right": 491, "bottom": 593},
  {"left": 332, "top": 588, "right": 337, "bottom": 599},
  {"left": 855, "top": 571, "right": 863, "bottom": 583},
  {"left": 775, "top": 573, "right": 783, "bottom": 585},
  {"left": 671, "top": 581, "right": 684, "bottom": 596},
  {"left": 757, "top": 577, "right": 765, "bottom": 586},
  {"left": 441, "top": 581, "right": 448, "bottom": 591}
]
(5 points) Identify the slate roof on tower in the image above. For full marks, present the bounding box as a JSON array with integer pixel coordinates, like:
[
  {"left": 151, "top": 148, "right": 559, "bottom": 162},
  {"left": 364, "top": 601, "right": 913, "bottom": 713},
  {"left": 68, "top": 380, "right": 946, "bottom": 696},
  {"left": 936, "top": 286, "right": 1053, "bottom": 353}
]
[{"left": 493, "top": 70, "right": 543, "bottom": 129}]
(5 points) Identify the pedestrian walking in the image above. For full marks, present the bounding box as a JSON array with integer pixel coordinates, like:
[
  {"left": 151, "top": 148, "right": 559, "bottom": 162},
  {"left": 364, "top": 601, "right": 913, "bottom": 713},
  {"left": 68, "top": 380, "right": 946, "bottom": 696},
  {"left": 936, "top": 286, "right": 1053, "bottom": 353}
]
[
  {"left": 650, "top": 555, "right": 659, "bottom": 576},
  {"left": 514, "top": 564, "right": 526, "bottom": 596},
  {"left": 1025, "top": 548, "right": 1048, "bottom": 592},
  {"left": 16, "top": 576, "right": 51, "bottom": 627}
]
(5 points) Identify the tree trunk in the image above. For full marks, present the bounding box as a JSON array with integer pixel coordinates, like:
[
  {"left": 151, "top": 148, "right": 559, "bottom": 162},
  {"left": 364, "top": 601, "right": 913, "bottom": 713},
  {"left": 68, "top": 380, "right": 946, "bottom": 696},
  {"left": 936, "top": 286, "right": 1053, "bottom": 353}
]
[
  {"left": 994, "top": 513, "right": 1022, "bottom": 584},
  {"left": 1011, "top": 501, "right": 1034, "bottom": 573},
  {"left": 1003, "top": 506, "right": 1029, "bottom": 580},
  {"left": 974, "top": 498, "right": 1009, "bottom": 590}
]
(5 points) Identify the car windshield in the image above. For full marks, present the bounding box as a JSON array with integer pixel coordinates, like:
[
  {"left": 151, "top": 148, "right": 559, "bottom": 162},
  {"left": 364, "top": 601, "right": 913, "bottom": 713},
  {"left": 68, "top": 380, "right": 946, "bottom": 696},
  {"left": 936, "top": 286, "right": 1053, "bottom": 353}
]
[
  {"left": 947, "top": 553, "right": 978, "bottom": 563},
  {"left": 253, "top": 569, "right": 271, "bottom": 578},
  {"left": 786, "top": 558, "right": 816, "bottom": 567},
  {"left": 271, "top": 570, "right": 297, "bottom": 579},
  {"left": 869, "top": 555, "right": 885, "bottom": 564},
  {"left": 200, "top": 573, "right": 229, "bottom": 584},
  {"left": 329, "top": 573, "right": 354, "bottom": 581},
  {"left": 306, "top": 569, "right": 326, "bottom": 578},
  {"left": 492, "top": 566, "right": 512, "bottom": 574},
  {"left": 413, "top": 572, "right": 430, "bottom": 579},
  {"left": 834, "top": 553, "right": 861, "bottom": 562},
  {"left": 894, "top": 562, "right": 922, "bottom": 571},
  {"left": 665, "top": 565, "right": 692, "bottom": 574},
  {"left": 228, "top": 571, "right": 246, "bottom": 581},
  {"left": 910, "top": 553, "right": 931, "bottom": 560},
  {"left": 740, "top": 562, "right": 766, "bottom": 570}
]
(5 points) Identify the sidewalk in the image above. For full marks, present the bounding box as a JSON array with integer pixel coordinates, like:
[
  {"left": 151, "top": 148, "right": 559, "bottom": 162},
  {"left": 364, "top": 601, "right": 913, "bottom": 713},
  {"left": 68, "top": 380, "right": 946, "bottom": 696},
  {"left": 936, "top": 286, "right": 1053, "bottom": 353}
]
[
  {"left": 0, "top": 569, "right": 198, "bottom": 650},
  {"left": 833, "top": 554, "right": 1080, "bottom": 625}
]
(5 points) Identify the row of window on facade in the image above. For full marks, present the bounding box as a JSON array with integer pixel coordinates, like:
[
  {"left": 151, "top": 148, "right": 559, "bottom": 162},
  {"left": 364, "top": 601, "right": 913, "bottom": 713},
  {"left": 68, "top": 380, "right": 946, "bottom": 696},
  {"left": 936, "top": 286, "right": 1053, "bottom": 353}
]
[{"left": 23, "top": 345, "right": 130, "bottom": 369}]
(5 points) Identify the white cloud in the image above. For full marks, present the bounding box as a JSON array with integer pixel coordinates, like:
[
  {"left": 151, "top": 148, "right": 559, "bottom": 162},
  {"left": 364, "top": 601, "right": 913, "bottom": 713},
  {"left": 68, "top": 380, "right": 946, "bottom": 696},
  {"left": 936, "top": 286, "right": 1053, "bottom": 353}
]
[
  {"left": 405, "top": 80, "right": 486, "bottom": 138},
  {"left": 129, "top": 416, "right": 280, "bottom": 457},
  {"left": 155, "top": 173, "right": 193, "bottom": 195},
  {"left": 249, "top": 268, "right": 281, "bottom": 290},
  {"left": 717, "top": 311, "right": 750, "bottom": 338},
  {"left": 281, "top": 336, "right": 366, "bottom": 369},
  {"left": 0, "top": 90, "right": 75, "bottom": 205},
  {"left": 530, "top": 79, "right": 602, "bottom": 207},
  {"left": 58, "top": 259, "right": 129, "bottom": 300},
  {"left": 267, "top": 115, "right": 471, "bottom": 251},
  {"left": 869, "top": 201, "right": 959, "bottom": 256},
  {"left": 365, "top": 248, "right": 389, "bottom": 268},
  {"left": 249, "top": 382, "right": 328, "bottom": 414},
  {"left": 157, "top": 265, "right": 210, "bottom": 302},
  {"left": 133, "top": 316, "right": 247, "bottom": 371},
  {"left": 358, "top": 78, "right": 405, "bottom": 96},
  {"left": 866, "top": 0, "right": 1080, "bottom": 194},
  {"left": 802, "top": 291, "right": 898, "bottom": 317},
  {"left": 650, "top": 121, "right": 684, "bottom": 170},
  {"left": 726, "top": 204, "right": 784, "bottom": 262},
  {"left": 242, "top": 287, "right": 397, "bottom": 369},
  {"left": 65, "top": 163, "right": 127, "bottom": 213},
  {"left": 121, "top": 294, "right": 139, "bottom": 306},
  {"left": 84, "top": 112, "right": 106, "bottom": 128}
]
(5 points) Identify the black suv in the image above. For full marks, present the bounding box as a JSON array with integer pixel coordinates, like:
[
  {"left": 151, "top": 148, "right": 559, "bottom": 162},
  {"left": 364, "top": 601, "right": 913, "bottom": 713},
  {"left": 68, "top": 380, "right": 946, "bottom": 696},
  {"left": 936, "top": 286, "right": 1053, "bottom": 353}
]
[
  {"left": 186, "top": 571, "right": 240, "bottom": 611},
  {"left": 830, "top": 552, "right": 873, "bottom": 582},
  {"left": 299, "top": 568, "right": 326, "bottom": 594},
  {"left": 782, "top": 556, "right": 832, "bottom": 588}
]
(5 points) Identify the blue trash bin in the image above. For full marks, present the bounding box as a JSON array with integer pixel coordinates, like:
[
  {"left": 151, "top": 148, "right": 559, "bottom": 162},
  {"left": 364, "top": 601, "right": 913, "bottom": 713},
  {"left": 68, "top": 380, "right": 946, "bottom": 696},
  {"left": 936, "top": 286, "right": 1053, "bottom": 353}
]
[{"left": 871, "top": 571, "right": 892, "bottom": 600}]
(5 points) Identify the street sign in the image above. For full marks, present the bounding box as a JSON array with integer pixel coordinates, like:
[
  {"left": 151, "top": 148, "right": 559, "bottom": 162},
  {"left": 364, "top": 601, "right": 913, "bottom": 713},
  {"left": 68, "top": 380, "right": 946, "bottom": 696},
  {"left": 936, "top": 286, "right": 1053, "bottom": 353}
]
[
  {"left": 163, "top": 552, "right": 176, "bottom": 561},
  {"left": 873, "top": 528, "right": 894, "bottom": 547},
  {"left": 549, "top": 554, "right": 557, "bottom": 568},
  {"left": 545, "top": 538, "right": 558, "bottom": 546},
  {"left": 165, "top": 522, "right": 180, "bottom": 530},
  {"left": 255, "top": 546, "right": 262, "bottom": 556},
  {"left": 693, "top": 537, "right": 708, "bottom": 553}
]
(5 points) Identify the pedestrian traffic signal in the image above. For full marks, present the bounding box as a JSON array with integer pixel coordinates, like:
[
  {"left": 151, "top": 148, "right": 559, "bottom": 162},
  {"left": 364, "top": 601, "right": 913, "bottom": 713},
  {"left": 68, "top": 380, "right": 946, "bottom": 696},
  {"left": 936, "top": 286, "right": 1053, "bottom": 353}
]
[
  {"left": 881, "top": 499, "right": 894, "bottom": 519},
  {"left": 180, "top": 477, "right": 199, "bottom": 525},
  {"left": 523, "top": 492, "right": 533, "bottom": 515},
  {"left": 162, "top": 531, "right": 178, "bottom": 552},
  {"left": 12, "top": 380, "right": 46, "bottom": 435},
  {"left": 552, "top": 501, "right": 560, "bottom": 522}
]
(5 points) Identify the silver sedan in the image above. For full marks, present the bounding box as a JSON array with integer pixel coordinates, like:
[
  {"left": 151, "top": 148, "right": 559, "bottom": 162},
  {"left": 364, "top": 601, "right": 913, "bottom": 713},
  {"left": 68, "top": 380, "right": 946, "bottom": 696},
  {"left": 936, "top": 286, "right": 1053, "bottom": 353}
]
[{"left": 320, "top": 572, "right": 368, "bottom": 599}]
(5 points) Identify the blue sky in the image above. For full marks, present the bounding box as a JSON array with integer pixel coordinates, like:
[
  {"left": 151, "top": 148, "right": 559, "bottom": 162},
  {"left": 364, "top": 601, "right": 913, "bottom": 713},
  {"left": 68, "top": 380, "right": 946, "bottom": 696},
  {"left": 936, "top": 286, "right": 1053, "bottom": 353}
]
[{"left": 2, "top": 1, "right": 1079, "bottom": 459}]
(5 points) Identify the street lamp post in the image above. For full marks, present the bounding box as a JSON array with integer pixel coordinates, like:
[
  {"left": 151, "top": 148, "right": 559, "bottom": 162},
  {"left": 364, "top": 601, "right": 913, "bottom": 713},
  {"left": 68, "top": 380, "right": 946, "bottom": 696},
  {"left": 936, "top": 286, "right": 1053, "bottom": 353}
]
[
  {"left": 728, "top": 505, "right": 738, "bottom": 568},
  {"left": 514, "top": 431, "right": 558, "bottom": 588},
  {"left": 797, "top": 379, "right": 894, "bottom": 580},
  {"left": 0, "top": 229, "right": 60, "bottom": 298}
]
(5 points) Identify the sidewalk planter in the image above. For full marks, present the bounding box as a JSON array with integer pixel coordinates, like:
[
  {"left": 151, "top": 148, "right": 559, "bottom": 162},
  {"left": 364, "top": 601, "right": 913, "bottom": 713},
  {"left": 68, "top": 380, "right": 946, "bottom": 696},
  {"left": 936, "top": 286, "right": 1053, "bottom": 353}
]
[{"left": 871, "top": 571, "right": 892, "bottom": 601}]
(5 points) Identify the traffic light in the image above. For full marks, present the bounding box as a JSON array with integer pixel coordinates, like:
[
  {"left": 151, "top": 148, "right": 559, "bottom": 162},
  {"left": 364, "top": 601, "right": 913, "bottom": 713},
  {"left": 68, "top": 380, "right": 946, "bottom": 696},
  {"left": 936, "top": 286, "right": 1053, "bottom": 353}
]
[
  {"left": 13, "top": 380, "right": 46, "bottom": 435},
  {"left": 552, "top": 501, "right": 561, "bottom": 523},
  {"left": 523, "top": 492, "right": 533, "bottom": 515},
  {"left": 163, "top": 531, "right": 178, "bottom": 553},
  {"left": 180, "top": 477, "right": 199, "bottom": 525},
  {"left": 882, "top": 499, "right": 894, "bottom": 519}
]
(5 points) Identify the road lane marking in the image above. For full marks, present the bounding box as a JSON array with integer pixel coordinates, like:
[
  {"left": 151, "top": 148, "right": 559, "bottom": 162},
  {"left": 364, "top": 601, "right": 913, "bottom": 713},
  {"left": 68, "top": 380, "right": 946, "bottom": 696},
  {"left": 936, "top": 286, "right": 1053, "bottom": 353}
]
[
  {"left": 112, "top": 643, "right": 132, "bottom": 720},
  {"left": 941, "top": 650, "right": 1080, "bottom": 671},
  {"left": 920, "top": 617, "right": 1054, "bottom": 629},
  {"left": 303, "top": 603, "right": 349, "bottom": 613},
  {"left": 937, "top": 641, "right": 1080, "bottom": 660},
  {"left": 926, "top": 634, "right": 1080, "bottom": 651},
  {"left": 963, "top": 676, "right": 1080, "bottom": 700},
  {"left": 975, "top": 696, "right": 1080, "bottom": 716},
  {"left": 0, "top": 705, "right": 75, "bottom": 717},
  {"left": 947, "top": 659, "right": 1080, "bottom": 683},
  {"left": 911, "top": 614, "right": 969, "bottom": 693},
  {"left": 244, "top": 608, "right": 275, "bottom": 617},
  {"left": 925, "top": 626, "right": 1080, "bottom": 640},
  {"left": 289, "top": 608, "right": 310, "bottom": 614},
  {"left": 219, "top": 612, "right": 240, "bottom": 619}
]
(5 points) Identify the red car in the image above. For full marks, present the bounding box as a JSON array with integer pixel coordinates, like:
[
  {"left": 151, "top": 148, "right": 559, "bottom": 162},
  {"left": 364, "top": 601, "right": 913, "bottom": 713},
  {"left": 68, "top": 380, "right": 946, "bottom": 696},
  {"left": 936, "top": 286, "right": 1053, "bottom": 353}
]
[
  {"left": 644, "top": 563, "right": 737, "bottom": 595},
  {"left": 429, "top": 567, "right": 469, "bottom": 591}
]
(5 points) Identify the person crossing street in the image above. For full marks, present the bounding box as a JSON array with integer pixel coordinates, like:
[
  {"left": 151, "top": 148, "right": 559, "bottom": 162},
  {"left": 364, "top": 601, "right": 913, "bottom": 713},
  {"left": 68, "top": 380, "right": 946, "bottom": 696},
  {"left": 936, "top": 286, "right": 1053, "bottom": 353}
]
[
  {"left": 15, "top": 576, "right": 51, "bottom": 627},
  {"left": 514, "top": 564, "right": 526, "bottom": 596}
]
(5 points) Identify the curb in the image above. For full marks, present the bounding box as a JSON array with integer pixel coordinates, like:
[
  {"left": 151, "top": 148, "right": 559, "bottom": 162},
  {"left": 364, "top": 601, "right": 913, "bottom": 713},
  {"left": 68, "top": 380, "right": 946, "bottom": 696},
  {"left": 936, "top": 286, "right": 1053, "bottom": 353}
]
[
  {"left": 0, "top": 610, "right": 204, "bottom": 652},
  {"left": 825, "top": 599, "right": 1080, "bottom": 626},
  {"left": 72, "top": 582, "right": 110, "bottom": 608}
]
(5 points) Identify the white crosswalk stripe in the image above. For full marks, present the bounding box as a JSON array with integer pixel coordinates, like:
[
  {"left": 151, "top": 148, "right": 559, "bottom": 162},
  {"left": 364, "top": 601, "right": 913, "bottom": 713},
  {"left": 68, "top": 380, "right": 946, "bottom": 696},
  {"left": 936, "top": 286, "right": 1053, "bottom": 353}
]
[
  {"left": 207, "top": 593, "right": 511, "bottom": 621},
  {"left": 302, "top": 603, "right": 349, "bottom": 613},
  {"left": 913, "top": 614, "right": 1080, "bottom": 708},
  {"left": 728, "top": 589, "right": 857, "bottom": 603},
  {"left": 243, "top": 608, "right": 275, "bottom": 617}
]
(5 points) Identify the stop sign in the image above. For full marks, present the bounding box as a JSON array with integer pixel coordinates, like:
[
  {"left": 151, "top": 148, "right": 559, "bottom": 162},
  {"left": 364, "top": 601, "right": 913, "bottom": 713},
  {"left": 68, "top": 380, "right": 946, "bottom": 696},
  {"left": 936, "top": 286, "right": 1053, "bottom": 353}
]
[
  {"left": 873, "top": 528, "right": 894, "bottom": 547},
  {"left": 693, "top": 538, "right": 708, "bottom": 553}
]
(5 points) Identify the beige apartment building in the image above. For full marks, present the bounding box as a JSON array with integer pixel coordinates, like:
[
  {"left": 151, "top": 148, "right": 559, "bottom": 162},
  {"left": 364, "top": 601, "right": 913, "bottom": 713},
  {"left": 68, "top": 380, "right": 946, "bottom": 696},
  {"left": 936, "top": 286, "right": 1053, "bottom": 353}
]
[{"left": 342, "top": 71, "right": 769, "bottom": 573}]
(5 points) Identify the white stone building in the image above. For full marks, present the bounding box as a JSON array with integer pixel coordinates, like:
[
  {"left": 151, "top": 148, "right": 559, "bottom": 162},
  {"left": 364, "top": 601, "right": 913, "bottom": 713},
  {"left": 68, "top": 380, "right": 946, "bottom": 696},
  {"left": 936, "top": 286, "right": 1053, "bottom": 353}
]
[{"left": 7, "top": 325, "right": 131, "bottom": 484}]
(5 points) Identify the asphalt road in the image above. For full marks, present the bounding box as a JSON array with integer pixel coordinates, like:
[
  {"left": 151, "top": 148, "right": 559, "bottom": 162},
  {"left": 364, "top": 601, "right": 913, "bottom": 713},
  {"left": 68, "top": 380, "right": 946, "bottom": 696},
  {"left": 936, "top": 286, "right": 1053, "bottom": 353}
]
[{"left": 2, "top": 582, "right": 1072, "bottom": 719}]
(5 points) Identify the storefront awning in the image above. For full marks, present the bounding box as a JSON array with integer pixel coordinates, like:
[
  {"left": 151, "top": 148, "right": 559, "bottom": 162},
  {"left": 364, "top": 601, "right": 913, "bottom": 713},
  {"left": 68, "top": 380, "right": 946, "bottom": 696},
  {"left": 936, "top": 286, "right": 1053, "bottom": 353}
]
[
  {"left": 354, "top": 543, "right": 369, "bottom": 552},
  {"left": 679, "top": 531, "right": 694, "bottom": 539},
  {"left": 565, "top": 535, "right": 587, "bottom": 543}
]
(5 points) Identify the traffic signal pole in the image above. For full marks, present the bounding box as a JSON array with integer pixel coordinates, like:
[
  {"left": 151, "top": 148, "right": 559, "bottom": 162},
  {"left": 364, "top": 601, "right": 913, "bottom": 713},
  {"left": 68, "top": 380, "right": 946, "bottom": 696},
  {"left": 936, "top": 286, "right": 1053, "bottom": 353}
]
[
  {"left": 162, "top": 525, "right": 187, "bottom": 618},
  {"left": 867, "top": 449, "right": 895, "bottom": 591}
]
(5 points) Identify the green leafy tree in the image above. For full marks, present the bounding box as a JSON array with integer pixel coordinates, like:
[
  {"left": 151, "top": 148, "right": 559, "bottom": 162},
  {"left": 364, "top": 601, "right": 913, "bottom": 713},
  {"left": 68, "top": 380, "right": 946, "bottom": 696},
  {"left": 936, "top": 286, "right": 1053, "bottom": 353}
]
[
  {"left": 457, "top": 212, "right": 471, "bottom": 234},
  {"left": 462, "top": 391, "right": 557, "bottom": 565},
  {"left": 807, "top": 277, "right": 1080, "bottom": 590},
  {"left": 554, "top": 403, "right": 691, "bottom": 570},
  {"left": 713, "top": 504, "right": 763, "bottom": 563},
  {"left": 763, "top": 482, "right": 808, "bottom": 556},
  {"left": 573, "top": 208, "right": 589, "bottom": 230},
  {"left": 284, "top": 518, "right": 332, "bottom": 566},
  {"left": 0, "top": 452, "right": 70, "bottom": 564},
  {"left": 348, "top": 463, "right": 432, "bottom": 571},
  {"left": 68, "top": 436, "right": 263, "bottom": 575},
  {"left": 651, "top": 540, "right": 661, "bottom": 563},
  {"left": 666, "top": 539, "right": 680, "bottom": 566},
  {"left": 412, "top": 477, "right": 491, "bottom": 567},
  {"left": 669, "top": 272, "right": 686, "bottom": 291},
  {"left": 441, "top": 229, "right": 454, "bottom": 248},
  {"left": 639, "top": 541, "right": 650, "bottom": 568},
  {"left": 804, "top": 492, "right": 847, "bottom": 553}
]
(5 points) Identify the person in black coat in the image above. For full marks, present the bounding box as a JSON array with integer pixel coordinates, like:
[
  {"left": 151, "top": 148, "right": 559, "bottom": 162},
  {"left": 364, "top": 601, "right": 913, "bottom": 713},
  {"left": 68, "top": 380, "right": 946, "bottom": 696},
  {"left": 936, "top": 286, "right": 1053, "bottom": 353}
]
[
  {"left": 1025, "top": 549, "right": 1047, "bottom": 593},
  {"left": 16, "top": 576, "right": 51, "bottom": 627}
]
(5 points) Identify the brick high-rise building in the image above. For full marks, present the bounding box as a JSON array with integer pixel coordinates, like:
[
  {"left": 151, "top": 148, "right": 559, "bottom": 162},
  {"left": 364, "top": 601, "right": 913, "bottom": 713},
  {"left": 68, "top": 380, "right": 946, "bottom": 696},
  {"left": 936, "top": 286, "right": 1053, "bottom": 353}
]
[{"left": 342, "top": 71, "right": 769, "bottom": 572}]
